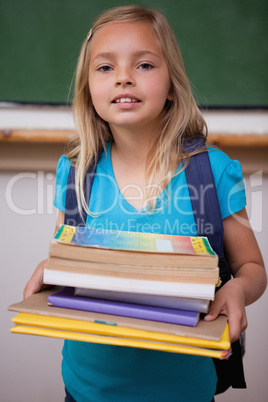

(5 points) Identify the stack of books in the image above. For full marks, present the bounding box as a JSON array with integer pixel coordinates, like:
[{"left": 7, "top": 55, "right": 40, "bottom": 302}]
[
  {"left": 9, "top": 225, "right": 231, "bottom": 359},
  {"left": 47, "top": 225, "right": 219, "bottom": 297}
]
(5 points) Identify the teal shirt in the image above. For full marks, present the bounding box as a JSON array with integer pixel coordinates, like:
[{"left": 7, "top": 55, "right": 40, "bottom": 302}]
[{"left": 54, "top": 143, "right": 246, "bottom": 402}]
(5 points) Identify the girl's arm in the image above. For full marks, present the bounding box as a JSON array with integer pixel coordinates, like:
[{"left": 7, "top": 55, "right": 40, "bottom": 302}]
[
  {"left": 23, "top": 210, "right": 65, "bottom": 299},
  {"left": 205, "top": 207, "right": 267, "bottom": 342}
]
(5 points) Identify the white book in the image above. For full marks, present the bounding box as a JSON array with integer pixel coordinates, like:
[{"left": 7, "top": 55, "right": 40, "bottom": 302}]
[{"left": 43, "top": 269, "right": 215, "bottom": 300}]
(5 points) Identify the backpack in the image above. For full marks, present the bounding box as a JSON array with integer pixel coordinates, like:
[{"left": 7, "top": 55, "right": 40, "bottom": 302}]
[
  {"left": 64, "top": 138, "right": 246, "bottom": 395},
  {"left": 182, "top": 138, "right": 246, "bottom": 394}
]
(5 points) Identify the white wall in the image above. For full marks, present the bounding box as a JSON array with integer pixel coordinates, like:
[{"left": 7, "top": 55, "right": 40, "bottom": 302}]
[
  {"left": 0, "top": 170, "right": 65, "bottom": 402},
  {"left": 1, "top": 106, "right": 268, "bottom": 401}
]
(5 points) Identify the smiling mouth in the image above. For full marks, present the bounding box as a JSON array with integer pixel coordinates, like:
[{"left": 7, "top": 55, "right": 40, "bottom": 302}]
[{"left": 112, "top": 97, "right": 141, "bottom": 103}]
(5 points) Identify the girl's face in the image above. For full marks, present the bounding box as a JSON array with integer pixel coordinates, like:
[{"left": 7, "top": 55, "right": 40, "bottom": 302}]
[{"left": 88, "top": 21, "right": 172, "bottom": 135}]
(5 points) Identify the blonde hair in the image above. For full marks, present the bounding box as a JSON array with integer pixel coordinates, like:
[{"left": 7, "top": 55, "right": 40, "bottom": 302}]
[{"left": 66, "top": 5, "right": 207, "bottom": 216}]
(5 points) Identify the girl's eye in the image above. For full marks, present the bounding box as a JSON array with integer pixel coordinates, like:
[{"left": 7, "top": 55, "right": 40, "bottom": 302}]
[
  {"left": 98, "top": 65, "right": 113, "bottom": 72},
  {"left": 139, "top": 63, "right": 154, "bottom": 70}
]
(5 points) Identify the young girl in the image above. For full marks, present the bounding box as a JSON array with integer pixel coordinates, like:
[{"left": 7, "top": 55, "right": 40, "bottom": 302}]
[{"left": 24, "top": 5, "right": 266, "bottom": 402}]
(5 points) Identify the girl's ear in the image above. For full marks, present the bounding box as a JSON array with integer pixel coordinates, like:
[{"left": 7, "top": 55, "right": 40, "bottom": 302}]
[
  {"left": 167, "top": 91, "right": 174, "bottom": 101},
  {"left": 167, "top": 85, "right": 174, "bottom": 101}
]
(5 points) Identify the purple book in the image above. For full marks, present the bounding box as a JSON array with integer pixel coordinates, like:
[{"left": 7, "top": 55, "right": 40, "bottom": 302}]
[{"left": 48, "top": 287, "right": 200, "bottom": 327}]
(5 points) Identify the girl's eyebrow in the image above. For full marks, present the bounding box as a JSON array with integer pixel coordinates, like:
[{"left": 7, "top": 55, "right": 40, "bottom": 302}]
[
  {"left": 133, "top": 50, "right": 161, "bottom": 60},
  {"left": 91, "top": 50, "right": 161, "bottom": 63},
  {"left": 91, "top": 52, "right": 114, "bottom": 63}
]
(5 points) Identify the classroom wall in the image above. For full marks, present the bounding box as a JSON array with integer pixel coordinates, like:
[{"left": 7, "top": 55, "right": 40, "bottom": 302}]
[{"left": 0, "top": 107, "right": 268, "bottom": 401}]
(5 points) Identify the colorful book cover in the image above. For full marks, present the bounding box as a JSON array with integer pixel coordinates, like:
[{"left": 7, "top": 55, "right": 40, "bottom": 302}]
[
  {"left": 47, "top": 287, "right": 200, "bottom": 327},
  {"left": 55, "top": 225, "right": 216, "bottom": 256}
]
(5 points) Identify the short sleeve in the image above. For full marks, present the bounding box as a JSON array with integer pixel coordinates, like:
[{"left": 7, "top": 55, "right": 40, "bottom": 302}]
[
  {"left": 54, "top": 155, "right": 71, "bottom": 212},
  {"left": 209, "top": 150, "right": 246, "bottom": 220}
]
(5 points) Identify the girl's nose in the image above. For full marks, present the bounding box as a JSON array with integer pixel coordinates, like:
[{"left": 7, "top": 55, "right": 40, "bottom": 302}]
[{"left": 115, "top": 67, "right": 135, "bottom": 86}]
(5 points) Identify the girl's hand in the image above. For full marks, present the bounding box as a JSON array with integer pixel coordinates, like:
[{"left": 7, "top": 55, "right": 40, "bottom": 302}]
[
  {"left": 204, "top": 208, "right": 266, "bottom": 343},
  {"left": 23, "top": 259, "right": 48, "bottom": 299},
  {"left": 204, "top": 278, "right": 248, "bottom": 343}
]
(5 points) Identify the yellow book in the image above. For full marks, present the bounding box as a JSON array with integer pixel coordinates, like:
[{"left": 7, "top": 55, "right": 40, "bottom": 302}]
[
  {"left": 12, "top": 312, "right": 230, "bottom": 350},
  {"left": 11, "top": 313, "right": 230, "bottom": 359},
  {"left": 9, "top": 288, "right": 231, "bottom": 359},
  {"left": 9, "top": 288, "right": 226, "bottom": 339}
]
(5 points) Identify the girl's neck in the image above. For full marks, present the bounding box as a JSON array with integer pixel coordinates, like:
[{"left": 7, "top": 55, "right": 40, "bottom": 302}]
[
  {"left": 110, "top": 126, "right": 160, "bottom": 210},
  {"left": 110, "top": 124, "right": 157, "bottom": 166}
]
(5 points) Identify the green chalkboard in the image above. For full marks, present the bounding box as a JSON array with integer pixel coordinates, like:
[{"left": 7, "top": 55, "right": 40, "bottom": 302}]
[{"left": 0, "top": 0, "right": 267, "bottom": 107}]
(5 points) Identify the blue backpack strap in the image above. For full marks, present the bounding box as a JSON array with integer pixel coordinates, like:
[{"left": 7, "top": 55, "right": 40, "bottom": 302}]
[
  {"left": 183, "top": 137, "right": 246, "bottom": 393},
  {"left": 64, "top": 151, "right": 102, "bottom": 227},
  {"left": 64, "top": 163, "right": 80, "bottom": 226},
  {"left": 183, "top": 137, "right": 231, "bottom": 285}
]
